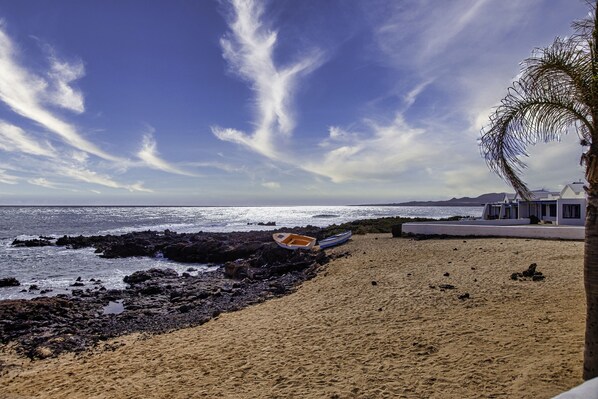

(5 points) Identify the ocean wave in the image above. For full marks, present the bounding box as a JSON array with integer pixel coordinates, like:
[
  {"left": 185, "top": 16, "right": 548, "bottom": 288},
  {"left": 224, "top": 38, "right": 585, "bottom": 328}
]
[
  {"left": 312, "top": 214, "right": 339, "bottom": 219},
  {"left": 98, "top": 223, "right": 197, "bottom": 235}
]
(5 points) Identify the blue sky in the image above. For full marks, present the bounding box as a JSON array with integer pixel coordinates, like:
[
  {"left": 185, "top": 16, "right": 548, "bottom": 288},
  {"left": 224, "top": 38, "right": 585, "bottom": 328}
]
[{"left": 0, "top": 0, "right": 588, "bottom": 205}]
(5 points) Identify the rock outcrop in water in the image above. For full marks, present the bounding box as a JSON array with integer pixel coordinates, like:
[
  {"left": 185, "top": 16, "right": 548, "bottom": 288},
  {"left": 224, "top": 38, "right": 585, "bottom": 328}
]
[{"left": 0, "top": 277, "right": 20, "bottom": 287}]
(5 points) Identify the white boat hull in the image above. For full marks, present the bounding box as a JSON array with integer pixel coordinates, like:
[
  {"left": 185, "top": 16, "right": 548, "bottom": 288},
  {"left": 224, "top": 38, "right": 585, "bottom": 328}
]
[{"left": 318, "top": 231, "right": 352, "bottom": 249}]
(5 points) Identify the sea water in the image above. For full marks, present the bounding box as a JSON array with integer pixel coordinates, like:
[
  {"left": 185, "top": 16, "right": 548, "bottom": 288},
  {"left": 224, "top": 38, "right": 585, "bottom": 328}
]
[{"left": 0, "top": 205, "right": 482, "bottom": 300}]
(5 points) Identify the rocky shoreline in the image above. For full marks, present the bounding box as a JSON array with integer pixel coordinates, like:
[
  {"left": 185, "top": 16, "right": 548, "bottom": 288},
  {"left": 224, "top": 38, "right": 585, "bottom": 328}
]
[
  {"left": 1, "top": 227, "right": 337, "bottom": 359},
  {"left": 0, "top": 216, "right": 452, "bottom": 360}
]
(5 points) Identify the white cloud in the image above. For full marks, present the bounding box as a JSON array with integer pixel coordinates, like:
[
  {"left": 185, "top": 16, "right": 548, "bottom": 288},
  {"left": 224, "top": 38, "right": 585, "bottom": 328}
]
[
  {"left": 403, "top": 79, "right": 434, "bottom": 109},
  {"left": 137, "top": 133, "right": 195, "bottom": 176},
  {"left": 0, "top": 120, "right": 56, "bottom": 157},
  {"left": 0, "top": 23, "right": 122, "bottom": 162},
  {"left": 45, "top": 51, "right": 85, "bottom": 113},
  {"left": 262, "top": 181, "right": 280, "bottom": 189},
  {"left": 304, "top": 114, "right": 436, "bottom": 183},
  {"left": 28, "top": 177, "right": 59, "bottom": 189},
  {"left": 55, "top": 164, "right": 152, "bottom": 192},
  {"left": 185, "top": 160, "right": 248, "bottom": 175},
  {"left": 207, "top": 0, "right": 588, "bottom": 203},
  {"left": 213, "top": 0, "right": 323, "bottom": 159},
  {"left": 129, "top": 182, "right": 153, "bottom": 193},
  {"left": 0, "top": 169, "right": 18, "bottom": 184},
  {"left": 0, "top": 24, "right": 198, "bottom": 197}
]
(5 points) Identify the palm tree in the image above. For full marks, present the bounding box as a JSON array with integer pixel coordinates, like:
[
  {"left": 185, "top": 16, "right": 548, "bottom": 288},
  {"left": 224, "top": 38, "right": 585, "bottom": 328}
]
[{"left": 479, "top": 1, "right": 598, "bottom": 379}]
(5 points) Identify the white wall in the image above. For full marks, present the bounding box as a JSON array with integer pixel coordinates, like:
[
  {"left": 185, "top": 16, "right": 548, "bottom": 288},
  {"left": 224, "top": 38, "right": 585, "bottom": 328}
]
[
  {"left": 557, "top": 199, "right": 586, "bottom": 226},
  {"left": 402, "top": 222, "right": 584, "bottom": 240}
]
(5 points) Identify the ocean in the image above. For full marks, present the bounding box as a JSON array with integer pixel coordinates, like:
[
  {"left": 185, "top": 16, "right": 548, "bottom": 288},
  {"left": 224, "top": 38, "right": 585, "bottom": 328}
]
[{"left": 0, "top": 205, "right": 483, "bottom": 300}]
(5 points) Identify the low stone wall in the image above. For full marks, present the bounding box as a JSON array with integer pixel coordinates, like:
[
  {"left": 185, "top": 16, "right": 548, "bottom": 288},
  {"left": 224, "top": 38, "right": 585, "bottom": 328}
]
[{"left": 402, "top": 221, "right": 584, "bottom": 240}]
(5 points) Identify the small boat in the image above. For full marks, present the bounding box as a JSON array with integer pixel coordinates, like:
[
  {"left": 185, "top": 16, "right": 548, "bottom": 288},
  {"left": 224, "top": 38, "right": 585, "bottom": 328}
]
[
  {"left": 273, "top": 232, "right": 317, "bottom": 250},
  {"left": 318, "top": 230, "right": 352, "bottom": 249}
]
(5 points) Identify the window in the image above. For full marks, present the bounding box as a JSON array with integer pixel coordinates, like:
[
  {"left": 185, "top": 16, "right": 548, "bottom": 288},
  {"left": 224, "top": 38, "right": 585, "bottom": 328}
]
[
  {"left": 542, "top": 204, "right": 557, "bottom": 217},
  {"left": 563, "top": 204, "right": 581, "bottom": 219}
]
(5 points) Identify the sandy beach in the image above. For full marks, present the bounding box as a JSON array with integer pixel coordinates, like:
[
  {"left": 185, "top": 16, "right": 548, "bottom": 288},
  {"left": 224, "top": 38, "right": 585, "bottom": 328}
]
[{"left": 0, "top": 234, "right": 586, "bottom": 398}]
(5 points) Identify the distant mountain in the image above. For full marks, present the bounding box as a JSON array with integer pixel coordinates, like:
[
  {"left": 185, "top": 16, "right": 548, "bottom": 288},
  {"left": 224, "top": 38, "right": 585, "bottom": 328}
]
[{"left": 361, "top": 192, "right": 505, "bottom": 207}]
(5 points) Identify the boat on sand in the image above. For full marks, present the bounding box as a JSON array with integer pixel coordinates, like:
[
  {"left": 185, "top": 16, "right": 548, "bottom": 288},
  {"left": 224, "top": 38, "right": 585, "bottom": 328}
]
[
  {"left": 273, "top": 233, "right": 317, "bottom": 250},
  {"left": 318, "top": 231, "right": 352, "bottom": 249}
]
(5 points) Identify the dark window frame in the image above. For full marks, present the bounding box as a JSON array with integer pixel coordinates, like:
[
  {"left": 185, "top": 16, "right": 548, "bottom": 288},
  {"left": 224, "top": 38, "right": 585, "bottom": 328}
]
[{"left": 562, "top": 204, "right": 581, "bottom": 219}]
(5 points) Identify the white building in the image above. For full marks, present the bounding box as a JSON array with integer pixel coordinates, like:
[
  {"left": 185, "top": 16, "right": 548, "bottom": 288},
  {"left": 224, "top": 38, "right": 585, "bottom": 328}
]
[{"left": 482, "top": 182, "right": 586, "bottom": 226}]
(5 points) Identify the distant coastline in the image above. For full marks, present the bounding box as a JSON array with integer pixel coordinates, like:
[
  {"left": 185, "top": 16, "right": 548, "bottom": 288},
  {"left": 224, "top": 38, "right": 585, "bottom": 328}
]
[{"left": 357, "top": 192, "right": 504, "bottom": 207}]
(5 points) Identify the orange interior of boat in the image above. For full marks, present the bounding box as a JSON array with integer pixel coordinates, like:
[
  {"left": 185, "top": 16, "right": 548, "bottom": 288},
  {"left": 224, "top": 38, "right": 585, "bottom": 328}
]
[{"left": 282, "top": 235, "right": 313, "bottom": 246}]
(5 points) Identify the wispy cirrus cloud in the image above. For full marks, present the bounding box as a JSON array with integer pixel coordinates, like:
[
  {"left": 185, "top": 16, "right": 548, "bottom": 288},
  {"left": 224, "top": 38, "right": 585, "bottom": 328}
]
[
  {"left": 55, "top": 164, "right": 153, "bottom": 192},
  {"left": 28, "top": 177, "right": 59, "bottom": 189},
  {"left": 45, "top": 51, "right": 85, "bottom": 113},
  {"left": 0, "top": 22, "right": 192, "bottom": 196},
  {"left": 261, "top": 181, "right": 280, "bottom": 189},
  {"left": 207, "top": 0, "right": 589, "bottom": 201},
  {"left": 0, "top": 23, "right": 123, "bottom": 163},
  {"left": 137, "top": 132, "right": 195, "bottom": 176},
  {"left": 0, "top": 168, "right": 18, "bottom": 184},
  {"left": 305, "top": 114, "right": 437, "bottom": 183},
  {"left": 0, "top": 120, "right": 56, "bottom": 157},
  {"left": 308, "top": 1, "right": 584, "bottom": 196},
  {"left": 212, "top": 0, "right": 323, "bottom": 159}
]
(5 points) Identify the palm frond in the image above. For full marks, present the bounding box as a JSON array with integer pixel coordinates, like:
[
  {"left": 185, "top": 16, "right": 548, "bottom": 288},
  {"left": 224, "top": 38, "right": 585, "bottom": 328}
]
[
  {"left": 480, "top": 5, "right": 596, "bottom": 199},
  {"left": 480, "top": 83, "right": 592, "bottom": 199}
]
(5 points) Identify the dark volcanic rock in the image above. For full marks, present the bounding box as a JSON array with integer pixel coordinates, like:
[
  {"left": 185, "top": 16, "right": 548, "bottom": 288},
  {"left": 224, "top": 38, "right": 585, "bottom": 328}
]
[
  {"left": 11, "top": 238, "right": 53, "bottom": 247},
  {"left": 0, "top": 296, "right": 99, "bottom": 358},
  {"left": 224, "top": 244, "right": 325, "bottom": 281},
  {"left": 100, "top": 242, "right": 155, "bottom": 258},
  {"left": 124, "top": 268, "right": 179, "bottom": 285},
  {"left": 2, "top": 227, "right": 329, "bottom": 359},
  {"left": 53, "top": 228, "right": 322, "bottom": 265},
  {"left": 0, "top": 277, "right": 20, "bottom": 287}
]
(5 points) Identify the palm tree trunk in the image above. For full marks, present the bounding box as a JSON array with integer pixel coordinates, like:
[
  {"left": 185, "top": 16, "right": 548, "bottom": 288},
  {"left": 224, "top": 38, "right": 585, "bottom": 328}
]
[{"left": 585, "top": 178, "right": 598, "bottom": 379}]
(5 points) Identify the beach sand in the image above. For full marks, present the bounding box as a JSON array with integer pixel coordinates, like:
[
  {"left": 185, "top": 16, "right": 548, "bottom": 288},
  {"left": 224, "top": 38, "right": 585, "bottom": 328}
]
[{"left": 0, "top": 235, "right": 586, "bottom": 398}]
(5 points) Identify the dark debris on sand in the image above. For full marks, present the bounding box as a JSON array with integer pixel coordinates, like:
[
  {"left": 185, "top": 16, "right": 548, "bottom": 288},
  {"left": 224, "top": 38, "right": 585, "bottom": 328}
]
[{"left": 510, "top": 263, "right": 545, "bottom": 282}]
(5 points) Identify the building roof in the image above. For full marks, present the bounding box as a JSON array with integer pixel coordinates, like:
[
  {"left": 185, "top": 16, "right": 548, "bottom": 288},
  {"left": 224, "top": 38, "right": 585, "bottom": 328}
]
[
  {"left": 565, "top": 182, "right": 585, "bottom": 195},
  {"left": 515, "top": 189, "right": 559, "bottom": 201}
]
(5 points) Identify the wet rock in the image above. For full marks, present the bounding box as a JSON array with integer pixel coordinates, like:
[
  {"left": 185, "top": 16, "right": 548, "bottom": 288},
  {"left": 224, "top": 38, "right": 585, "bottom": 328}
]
[
  {"left": 101, "top": 241, "right": 155, "bottom": 258},
  {"left": 11, "top": 238, "right": 53, "bottom": 247},
  {"left": 257, "top": 221, "right": 276, "bottom": 226},
  {"left": 0, "top": 277, "right": 20, "bottom": 287},
  {"left": 224, "top": 259, "right": 249, "bottom": 279},
  {"left": 124, "top": 268, "right": 178, "bottom": 285},
  {"left": 139, "top": 285, "right": 164, "bottom": 296}
]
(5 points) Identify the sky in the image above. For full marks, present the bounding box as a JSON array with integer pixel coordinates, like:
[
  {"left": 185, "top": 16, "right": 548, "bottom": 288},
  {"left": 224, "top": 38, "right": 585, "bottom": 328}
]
[{"left": 0, "top": 0, "right": 589, "bottom": 205}]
